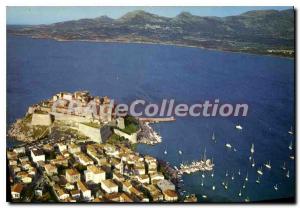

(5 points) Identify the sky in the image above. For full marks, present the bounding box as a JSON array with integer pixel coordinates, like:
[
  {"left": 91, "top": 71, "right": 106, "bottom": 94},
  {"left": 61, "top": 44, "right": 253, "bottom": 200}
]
[{"left": 7, "top": 6, "right": 292, "bottom": 25}]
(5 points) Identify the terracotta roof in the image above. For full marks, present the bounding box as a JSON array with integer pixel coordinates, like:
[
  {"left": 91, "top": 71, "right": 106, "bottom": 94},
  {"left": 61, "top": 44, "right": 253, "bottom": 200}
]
[
  {"left": 87, "top": 165, "right": 105, "bottom": 174},
  {"left": 77, "top": 181, "right": 89, "bottom": 192},
  {"left": 102, "top": 179, "right": 117, "bottom": 188},
  {"left": 66, "top": 168, "right": 80, "bottom": 176},
  {"left": 163, "top": 189, "right": 178, "bottom": 198},
  {"left": 11, "top": 183, "right": 23, "bottom": 193}
]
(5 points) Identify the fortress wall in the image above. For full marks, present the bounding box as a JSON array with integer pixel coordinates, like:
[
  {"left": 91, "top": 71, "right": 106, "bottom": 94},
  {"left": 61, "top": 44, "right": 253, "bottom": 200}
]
[
  {"left": 31, "top": 113, "right": 53, "bottom": 126},
  {"left": 114, "top": 129, "right": 137, "bottom": 144},
  {"left": 78, "top": 123, "right": 101, "bottom": 143},
  {"left": 50, "top": 112, "right": 91, "bottom": 124}
]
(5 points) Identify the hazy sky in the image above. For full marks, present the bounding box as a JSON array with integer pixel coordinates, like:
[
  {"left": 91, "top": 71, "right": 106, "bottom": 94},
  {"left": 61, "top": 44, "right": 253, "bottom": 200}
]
[{"left": 7, "top": 6, "right": 292, "bottom": 25}]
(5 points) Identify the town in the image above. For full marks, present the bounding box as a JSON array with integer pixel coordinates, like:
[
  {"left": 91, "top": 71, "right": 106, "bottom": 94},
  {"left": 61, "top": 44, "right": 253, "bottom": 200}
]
[{"left": 7, "top": 91, "right": 197, "bottom": 202}]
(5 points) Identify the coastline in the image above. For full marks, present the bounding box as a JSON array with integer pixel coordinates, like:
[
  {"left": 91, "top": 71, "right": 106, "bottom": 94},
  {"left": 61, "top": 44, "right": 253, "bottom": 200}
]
[{"left": 8, "top": 34, "right": 294, "bottom": 59}]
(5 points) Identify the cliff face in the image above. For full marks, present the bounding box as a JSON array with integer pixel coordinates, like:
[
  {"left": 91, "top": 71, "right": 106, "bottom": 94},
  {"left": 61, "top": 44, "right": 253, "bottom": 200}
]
[{"left": 7, "top": 9, "right": 295, "bottom": 57}]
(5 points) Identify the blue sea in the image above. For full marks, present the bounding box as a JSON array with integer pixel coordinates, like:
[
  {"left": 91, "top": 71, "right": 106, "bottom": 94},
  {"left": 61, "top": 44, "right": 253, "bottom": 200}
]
[{"left": 7, "top": 35, "right": 295, "bottom": 202}]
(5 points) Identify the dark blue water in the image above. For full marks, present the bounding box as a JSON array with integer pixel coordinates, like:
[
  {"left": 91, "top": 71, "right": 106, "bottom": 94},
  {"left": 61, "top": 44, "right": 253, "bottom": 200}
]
[{"left": 7, "top": 35, "right": 295, "bottom": 202}]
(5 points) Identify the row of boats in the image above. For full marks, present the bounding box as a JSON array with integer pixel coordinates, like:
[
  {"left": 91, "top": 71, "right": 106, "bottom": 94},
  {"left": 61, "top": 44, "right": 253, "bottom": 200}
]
[
  {"left": 199, "top": 125, "right": 294, "bottom": 202},
  {"left": 176, "top": 149, "right": 214, "bottom": 175}
]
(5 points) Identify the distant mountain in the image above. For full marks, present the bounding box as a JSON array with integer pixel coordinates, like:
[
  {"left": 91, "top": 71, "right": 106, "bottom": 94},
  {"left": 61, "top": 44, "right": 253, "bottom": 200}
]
[{"left": 7, "top": 9, "right": 295, "bottom": 57}]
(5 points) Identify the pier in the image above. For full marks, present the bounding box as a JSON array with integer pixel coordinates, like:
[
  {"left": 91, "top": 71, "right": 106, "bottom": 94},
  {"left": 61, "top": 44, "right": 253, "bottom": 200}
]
[{"left": 138, "top": 116, "right": 176, "bottom": 123}]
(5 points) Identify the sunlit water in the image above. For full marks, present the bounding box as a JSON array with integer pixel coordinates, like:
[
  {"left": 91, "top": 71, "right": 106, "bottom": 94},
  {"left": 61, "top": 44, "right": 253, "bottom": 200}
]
[{"left": 7, "top": 35, "right": 295, "bottom": 202}]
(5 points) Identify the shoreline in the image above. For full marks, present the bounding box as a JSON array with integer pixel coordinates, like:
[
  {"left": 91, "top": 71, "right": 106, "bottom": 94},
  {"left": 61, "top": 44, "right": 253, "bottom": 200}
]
[{"left": 9, "top": 34, "right": 294, "bottom": 59}]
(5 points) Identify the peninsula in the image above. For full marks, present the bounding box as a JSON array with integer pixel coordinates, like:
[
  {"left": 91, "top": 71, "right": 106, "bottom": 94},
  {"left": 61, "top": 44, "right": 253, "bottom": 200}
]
[{"left": 7, "top": 91, "right": 213, "bottom": 202}]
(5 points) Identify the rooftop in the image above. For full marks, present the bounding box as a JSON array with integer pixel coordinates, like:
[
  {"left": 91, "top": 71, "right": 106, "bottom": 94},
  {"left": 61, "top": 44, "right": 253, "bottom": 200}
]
[{"left": 66, "top": 168, "right": 80, "bottom": 176}]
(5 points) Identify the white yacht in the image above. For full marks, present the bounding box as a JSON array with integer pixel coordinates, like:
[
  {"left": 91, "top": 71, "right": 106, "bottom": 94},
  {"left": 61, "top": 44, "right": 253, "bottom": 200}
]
[
  {"left": 236, "top": 125, "right": 243, "bottom": 130},
  {"left": 264, "top": 160, "right": 271, "bottom": 169},
  {"left": 282, "top": 162, "right": 286, "bottom": 170},
  {"left": 252, "top": 159, "right": 255, "bottom": 168},
  {"left": 238, "top": 169, "right": 241, "bottom": 175},
  {"left": 225, "top": 143, "right": 232, "bottom": 149},
  {"left": 250, "top": 143, "right": 255, "bottom": 154},
  {"left": 256, "top": 176, "right": 260, "bottom": 184},
  {"left": 164, "top": 150, "right": 167, "bottom": 155},
  {"left": 224, "top": 181, "right": 228, "bottom": 190},
  {"left": 238, "top": 190, "right": 242, "bottom": 197},
  {"left": 290, "top": 155, "right": 295, "bottom": 160},
  {"left": 231, "top": 173, "right": 235, "bottom": 180},
  {"left": 245, "top": 172, "right": 249, "bottom": 181},
  {"left": 212, "top": 132, "right": 216, "bottom": 142},
  {"left": 257, "top": 167, "right": 263, "bottom": 175},
  {"left": 286, "top": 170, "right": 290, "bottom": 178},
  {"left": 289, "top": 140, "right": 293, "bottom": 150},
  {"left": 212, "top": 185, "right": 216, "bottom": 191},
  {"left": 178, "top": 150, "right": 182, "bottom": 155},
  {"left": 274, "top": 184, "right": 278, "bottom": 191},
  {"left": 288, "top": 126, "right": 294, "bottom": 135}
]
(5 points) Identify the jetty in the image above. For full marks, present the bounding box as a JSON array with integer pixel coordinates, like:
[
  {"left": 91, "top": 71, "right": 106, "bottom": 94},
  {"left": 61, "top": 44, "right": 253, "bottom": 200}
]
[
  {"left": 138, "top": 116, "right": 176, "bottom": 123},
  {"left": 178, "top": 159, "right": 214, "bottom": 175}
]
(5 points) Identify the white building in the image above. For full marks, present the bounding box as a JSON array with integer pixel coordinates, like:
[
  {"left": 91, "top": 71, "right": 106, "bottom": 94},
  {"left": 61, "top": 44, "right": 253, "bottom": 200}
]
[
  {"left": 77, "top": 181, "right": 91, "bottom": 200},
  {"left": 101, "top": 179, "right": 118, "bottom": 194},
  {"left": 30, "top": 149, "right": 45, "bottom": 163},
  {"left": 57, "top": 143, "right": 67, "bottom": 152},
  {"left": 84, "top": 165, "right": 106, "bottom": 183}
]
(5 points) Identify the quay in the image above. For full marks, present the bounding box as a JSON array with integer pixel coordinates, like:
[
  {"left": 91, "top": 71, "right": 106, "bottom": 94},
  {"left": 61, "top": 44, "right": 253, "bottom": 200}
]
[
  {"left": 138, "top": 116, "right": 176, "bottom": 123},
  {"left": 177, "top": 159, "right": 214, "bottom": 175}
]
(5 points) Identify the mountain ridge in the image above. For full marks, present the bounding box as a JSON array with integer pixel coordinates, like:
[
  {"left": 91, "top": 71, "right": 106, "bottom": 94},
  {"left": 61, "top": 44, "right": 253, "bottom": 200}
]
[{"left": 7, "top": 9, "right": 295, "bottom": 57}]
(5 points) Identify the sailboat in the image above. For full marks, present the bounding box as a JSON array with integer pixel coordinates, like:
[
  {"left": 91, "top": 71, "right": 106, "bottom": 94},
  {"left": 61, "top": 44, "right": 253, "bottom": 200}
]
[
  {"left": 245, "top": 197, "right": 250, "bottom": 202},
  {"left": 212, "top": 185, "right": 216, "bottom": 191},
  {"left": 225, "top": 143, "right": 232, "bottom": 149},
  {"left": 211, "top": 170, "right": 214, "bottom": 178},
  {"left": 289, "top": 140, "right": 293, "bottom": 150},
  {"left": 249, "top": 156, "right": 252, "bottom": 161},
  {"left": 274, "top": 184, "right": 278, "bottom": 191},
  {"left": 236, "top": 125, "right": 243, "bottom": 130},
  {"left": 238, "top": 169, "right": 241, "bottom": 176},
  {"left": 231, "top": 173, "right": 235, "bottom": 180},
  {"left": 225, "top": 170, "right": 229, "bottom": 177},
  {"left": 250, "top": 143, "right": 255, "bottom": 154},
  {"left": 224, "top": 181, "right": 228, "bottom": 190},
  {"left": 252, "top": 159, "right": 255, "bottom": 168},
  {"left": 257, "top": 167, "right": 263, "bottom": 175},
  {"left": 201, "top": 179, "right": 204, "bottom": 187},
  {"left": 202, "top": 172, "right": 205, "bottom": 178},
  {"left": 238, "top": 190, "right": 242, "bottom": 197},
  {"left": 245, "top": 172, "right": 249, "bottom": 181},
  {"left": 212, "top": 132, "right": 216, "bottom": 143},
  {"left": 264, "top": 161, "right": 271, "bottom": 169},
  {"left": 282, "top": 162, "right": 286, "bottom": 170},
  {"left": 178, "top": 150, "right": 182, "bottom": 155},
  {"left": 288, "top": 126, "right": 294, "bottom": 135},
  {"left": 164, "top": 149, "right": 167, "bottom": 155},
  {"left": 256, "top": 176, "right": 260, "bottom": 184},
  {"left": 242, "top": 182, "right": 246, "bottom": 189},
  {"left": 286, "top": 170, "right": 290, "bottom": 178}
]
